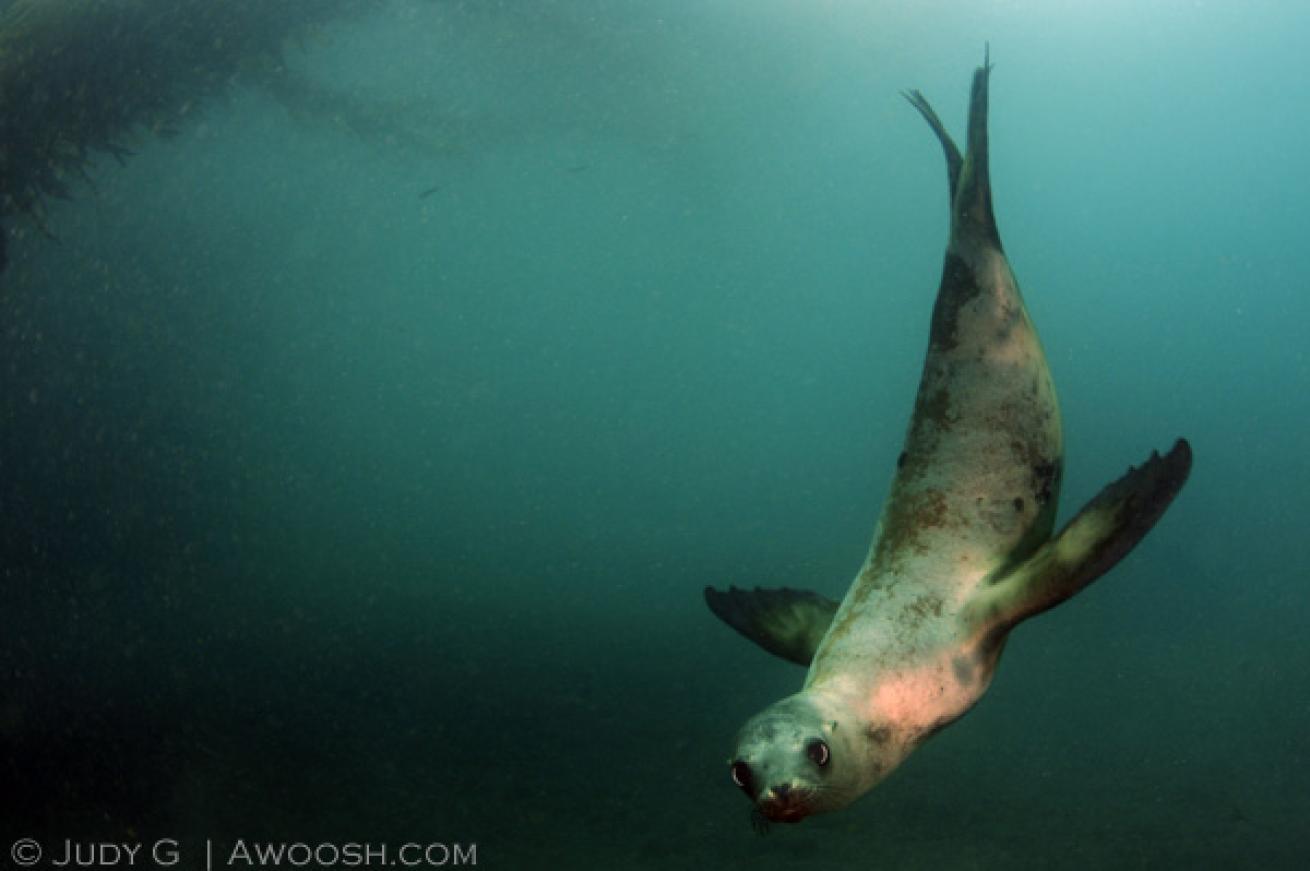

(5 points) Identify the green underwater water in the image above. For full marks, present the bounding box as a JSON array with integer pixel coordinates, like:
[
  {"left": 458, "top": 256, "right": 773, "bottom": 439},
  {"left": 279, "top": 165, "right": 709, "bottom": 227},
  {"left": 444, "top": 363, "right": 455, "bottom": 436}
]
[{"left": 2, "top": 1, "right": 1308, "bottom": 868}]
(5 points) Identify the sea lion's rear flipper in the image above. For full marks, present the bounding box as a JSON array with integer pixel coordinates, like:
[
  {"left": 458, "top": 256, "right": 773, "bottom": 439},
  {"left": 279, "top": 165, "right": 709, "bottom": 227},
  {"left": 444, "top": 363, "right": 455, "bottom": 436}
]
[
  {"left": 704, "top": 586, "right": 839, "bottom": 666},
  {"left": 903, "top": 46, "right": 1000, "bottom": 248},
  {"left": 967, "top": 439, "right": 1192, "bottom": 636}
]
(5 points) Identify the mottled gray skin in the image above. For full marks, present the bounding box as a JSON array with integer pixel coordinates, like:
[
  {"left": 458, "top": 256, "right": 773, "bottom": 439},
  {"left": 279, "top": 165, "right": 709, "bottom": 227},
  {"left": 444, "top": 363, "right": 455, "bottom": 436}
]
[
  {"left": 727, "top": 56, "right": 1190, "bottom": 826},
  {"left": 732, "top": 59, "right": 1060, "bottom": 823}
]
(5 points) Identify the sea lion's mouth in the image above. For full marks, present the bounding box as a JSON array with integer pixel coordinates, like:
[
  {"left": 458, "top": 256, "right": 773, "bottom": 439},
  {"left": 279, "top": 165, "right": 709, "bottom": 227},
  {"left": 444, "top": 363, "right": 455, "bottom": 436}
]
[
  {"left": 759, "top": 804, "right": 807, "bottom": 824},
  {"left": 758, "top": 792, "right": 813, "bottom": 823}
]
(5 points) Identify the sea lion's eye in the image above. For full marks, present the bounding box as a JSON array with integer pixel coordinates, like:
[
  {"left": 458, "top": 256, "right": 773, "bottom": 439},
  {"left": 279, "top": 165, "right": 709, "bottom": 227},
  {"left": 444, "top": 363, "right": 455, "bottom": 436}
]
[
  {"left": 806, "top": 739, "right": 830, "bottom": 768},
  {"left": 730, "top": 760, "right": 754, "bottom": 792}
]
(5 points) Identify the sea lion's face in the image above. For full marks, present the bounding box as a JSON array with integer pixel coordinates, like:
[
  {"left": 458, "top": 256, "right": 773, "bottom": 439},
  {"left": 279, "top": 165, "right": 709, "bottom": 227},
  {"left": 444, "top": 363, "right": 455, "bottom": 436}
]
[{"left": 727, "top": 693, "right": 869, "bottom": 824}]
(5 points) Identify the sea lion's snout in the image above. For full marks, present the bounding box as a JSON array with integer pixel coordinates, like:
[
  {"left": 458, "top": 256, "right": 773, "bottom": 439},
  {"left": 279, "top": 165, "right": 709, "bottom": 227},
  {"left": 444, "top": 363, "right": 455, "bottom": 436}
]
[{"left": 759, "top": 782, "right": 812, "bottom": 823}]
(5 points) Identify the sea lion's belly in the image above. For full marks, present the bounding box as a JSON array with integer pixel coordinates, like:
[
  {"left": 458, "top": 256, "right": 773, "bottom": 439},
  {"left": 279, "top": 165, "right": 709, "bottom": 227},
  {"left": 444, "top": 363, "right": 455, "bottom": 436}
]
[
  {"left": 809, "top": 247, "right": 1061, "bottom": 690},
  {"left": 875, "top": 246, "right": 1062, "bottom": 588},
  {"left": 805, "top": 582, "right": 994, "bottom": 730}
]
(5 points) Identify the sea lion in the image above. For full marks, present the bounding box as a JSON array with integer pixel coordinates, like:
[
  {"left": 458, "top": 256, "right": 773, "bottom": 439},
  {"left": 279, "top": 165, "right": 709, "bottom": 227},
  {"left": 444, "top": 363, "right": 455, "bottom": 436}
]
[{"left": 704, "top": 52, "right": 1191, "bottom": 826}]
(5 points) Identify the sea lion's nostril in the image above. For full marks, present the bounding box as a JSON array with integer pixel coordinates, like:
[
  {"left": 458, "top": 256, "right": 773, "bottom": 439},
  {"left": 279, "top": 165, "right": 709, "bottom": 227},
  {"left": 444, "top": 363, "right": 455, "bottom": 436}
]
[{"left": 770, "top": 783, "right": 791, "bottom": 800}]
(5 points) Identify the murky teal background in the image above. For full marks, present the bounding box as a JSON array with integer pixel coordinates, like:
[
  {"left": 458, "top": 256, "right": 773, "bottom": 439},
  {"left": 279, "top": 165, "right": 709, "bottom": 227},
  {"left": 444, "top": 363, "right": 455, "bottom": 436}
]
[{"left": 2, "top": 1, "right": 1307, "bottom": 868}]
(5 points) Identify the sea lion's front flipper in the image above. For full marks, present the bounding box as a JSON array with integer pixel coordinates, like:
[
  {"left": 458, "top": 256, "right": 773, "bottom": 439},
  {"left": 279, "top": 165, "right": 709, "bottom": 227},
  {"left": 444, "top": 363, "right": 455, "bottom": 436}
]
[
  {"left": 704, "top": 586, "right": 839, "bottom": 666},
  {"left": 967, "top": 439, "right": 1192, "bottom": 637}
]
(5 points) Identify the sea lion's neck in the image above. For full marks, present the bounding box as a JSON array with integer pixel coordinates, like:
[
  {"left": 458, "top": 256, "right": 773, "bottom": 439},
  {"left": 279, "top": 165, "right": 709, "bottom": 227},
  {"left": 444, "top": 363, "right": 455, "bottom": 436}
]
[{"left": 803, "top": 584, "right": 996, "bottom": 739}]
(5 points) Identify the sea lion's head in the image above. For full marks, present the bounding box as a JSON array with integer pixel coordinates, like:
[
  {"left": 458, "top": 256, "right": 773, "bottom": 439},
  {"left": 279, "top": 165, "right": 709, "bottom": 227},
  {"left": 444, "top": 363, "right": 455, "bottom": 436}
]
[{"left": 727, "top": 691, "right": 888, "bottom": 824}]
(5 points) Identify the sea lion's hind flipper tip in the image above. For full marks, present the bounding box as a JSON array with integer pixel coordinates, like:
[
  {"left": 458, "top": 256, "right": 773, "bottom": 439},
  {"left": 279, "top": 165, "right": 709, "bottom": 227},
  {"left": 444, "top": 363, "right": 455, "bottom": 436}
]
[
  {"left": 1166, "top": 437, "right": 1193, "bottom": 470},
  {"left": 960, "top": 49, "right": 1001, "bottom": 247},
  {"left": 900, "top": 88, "right": 927, "bottom": 112},
  {"left": 704, "top": 585, "right": 839, "bottom": 667},
  {"left": 903, "top": 89, "right": 963, "bottom": 201}
]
